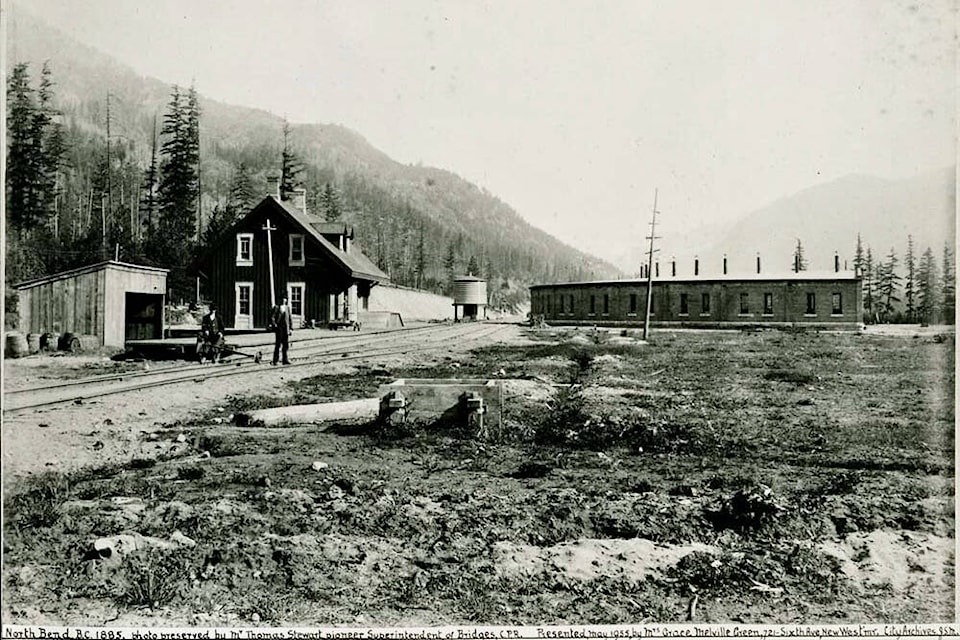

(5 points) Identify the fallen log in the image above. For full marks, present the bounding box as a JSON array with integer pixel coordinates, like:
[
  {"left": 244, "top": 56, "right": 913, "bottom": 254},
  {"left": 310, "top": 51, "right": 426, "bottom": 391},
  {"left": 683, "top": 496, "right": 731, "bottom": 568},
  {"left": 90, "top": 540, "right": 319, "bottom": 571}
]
[{"left": 234, "top": 397, "right": 380, "bottom": 428}]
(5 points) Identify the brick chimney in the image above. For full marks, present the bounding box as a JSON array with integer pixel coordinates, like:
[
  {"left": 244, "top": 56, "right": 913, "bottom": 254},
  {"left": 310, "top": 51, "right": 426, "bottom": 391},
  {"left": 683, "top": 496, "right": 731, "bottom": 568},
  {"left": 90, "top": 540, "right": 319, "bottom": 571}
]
[
  {"left": 723, "top": 254, "right": 728, "bottom": 275},
  {"left": 834, "top": 252, "right": 840, "bottom": 273},
  {"left": 694, "top": 256, "right": 699, "bottom": 276},
  {"left": 756, "top": 253, "right": 761, "bottom": 274},
  {"left": 266, "top": 175, "right": 280, "bottom": 199},
  {"left": 292, "top": 188, "right": 307, "bottom": 213}
]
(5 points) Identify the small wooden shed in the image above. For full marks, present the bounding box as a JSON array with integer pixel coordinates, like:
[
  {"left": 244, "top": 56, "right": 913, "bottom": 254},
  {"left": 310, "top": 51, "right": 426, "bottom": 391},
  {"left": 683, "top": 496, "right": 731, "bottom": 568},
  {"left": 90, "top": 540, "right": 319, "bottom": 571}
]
[{"left": 15, "top": 261, "right": 169, "bottom": 348}]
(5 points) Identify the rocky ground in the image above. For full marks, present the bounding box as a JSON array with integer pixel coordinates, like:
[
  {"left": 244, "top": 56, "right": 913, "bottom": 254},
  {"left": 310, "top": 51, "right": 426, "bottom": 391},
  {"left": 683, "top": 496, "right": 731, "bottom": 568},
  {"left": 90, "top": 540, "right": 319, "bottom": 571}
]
[{"left": 1, "top": 324, "right": 955, "bottom": 626}]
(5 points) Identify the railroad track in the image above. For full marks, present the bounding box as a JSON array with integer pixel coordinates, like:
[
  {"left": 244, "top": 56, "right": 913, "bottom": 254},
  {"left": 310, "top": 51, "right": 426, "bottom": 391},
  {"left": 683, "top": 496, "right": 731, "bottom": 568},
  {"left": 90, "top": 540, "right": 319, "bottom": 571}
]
[{"left": 4, "top": 322, "right": 512, "bottom": 413}]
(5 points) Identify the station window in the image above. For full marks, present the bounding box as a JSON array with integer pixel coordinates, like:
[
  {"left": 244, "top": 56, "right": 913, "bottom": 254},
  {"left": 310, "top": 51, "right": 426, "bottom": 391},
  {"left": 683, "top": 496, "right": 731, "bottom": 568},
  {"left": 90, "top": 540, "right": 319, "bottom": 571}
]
[
  {"left": 237, "top": 284, "right": 252, "bottom": 316},
  {"left": 832, "top": 292, "right": 842, "bottom": 315},
  {"left": 740, "top": 292, "right": 750, "bottom": 314},
  {"left": 569, "top": 295, "right": 574, "bottom": 313},
  {"left": 763, "top": 293, "right": 773, "bottom": 315},
  {"left": 679, "top": 293, "right": 689, "bottom": 315},
  {"left": 806, "top": 292, "right": 816, "bottom": 315},
  {"left": 629, "top": 293, "right": 638, "bottom": 314},
  {"left": 701, "top": 293, "right": 711, "bottom": 314},
  {"left": 589, "top": 295, "right": 596, "bottom": 314},
  {"left": 559, "top": 295, "right": 565, "bottom": 314},
  {"left": 236, "top": 233, "right": 253, "bottom": 266},
  {"left": 289, "top": 234, "right": 305, "bottom": 266},
  {"left": 603, "top": 294, "right": 609, "bottom": 314}
]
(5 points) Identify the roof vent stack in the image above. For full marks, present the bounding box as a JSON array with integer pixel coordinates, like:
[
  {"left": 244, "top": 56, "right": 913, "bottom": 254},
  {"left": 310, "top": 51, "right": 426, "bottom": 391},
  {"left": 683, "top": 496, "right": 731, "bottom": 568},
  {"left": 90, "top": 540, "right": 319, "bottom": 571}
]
[
  {"left": 292, "top": 188, "right": 307, "bottom": 213},
  {"left": 267, "top": 176, "right": 281, "bottom": 199}
]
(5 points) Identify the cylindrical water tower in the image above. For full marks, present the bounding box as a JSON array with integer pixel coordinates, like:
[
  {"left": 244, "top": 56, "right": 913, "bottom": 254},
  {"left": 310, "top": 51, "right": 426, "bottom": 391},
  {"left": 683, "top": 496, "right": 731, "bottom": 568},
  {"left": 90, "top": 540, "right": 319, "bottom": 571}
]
[{"left": 453, "top": 275, "right": 487, "bottom": 322}]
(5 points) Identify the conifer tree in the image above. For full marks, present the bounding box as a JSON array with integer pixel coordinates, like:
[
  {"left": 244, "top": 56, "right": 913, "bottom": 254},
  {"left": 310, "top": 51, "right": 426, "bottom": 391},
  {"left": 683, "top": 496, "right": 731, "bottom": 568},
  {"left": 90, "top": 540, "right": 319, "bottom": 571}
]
[
  {"left": 320, "top": 183, "right": 342, "bottom": 222},
  {"left": 6, "top": 63, "right": 39, "bottom": 237},
  {"left": 876, "top": 247, "right": 901, "bottom": 322},
  {"left": 280, "top": 119, "right": 303, "bottom": 201},
  {"left": 467, "top": 255, "right": 480, "bottom": 276},
  {"left": 942, "top": 242, "right": 955, "bottom": 324},
  {"left": 853, "top": 233, "right": 864, "bottom": 275},
  {"left": 917, "top": 247, "right": 940, "bottom": 324},
  {"left": 140, "top": 113, "right": 160, "bottom": 233},
  {"left": 153, "top": 84, "right": 200, "bottom": 297},
  {"left": 904, "top": 235, "right": 916, "bottom": 322},
  {"left": 792, "top": 238, "right": 807, "bottom": 272},
  {"left": 415, "top": 221, "right": 426, "bottom": 289},
  {"left": 863, "top": 247, "right": 875, "bottom": 321}
]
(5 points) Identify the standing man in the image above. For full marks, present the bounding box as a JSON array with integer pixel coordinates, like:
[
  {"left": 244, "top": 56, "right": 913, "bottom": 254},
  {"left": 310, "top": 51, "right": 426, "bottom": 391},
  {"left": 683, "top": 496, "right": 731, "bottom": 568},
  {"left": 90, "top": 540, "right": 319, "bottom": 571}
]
[{"left": 271, "top": 296, "right": 293, "bottom": 365}]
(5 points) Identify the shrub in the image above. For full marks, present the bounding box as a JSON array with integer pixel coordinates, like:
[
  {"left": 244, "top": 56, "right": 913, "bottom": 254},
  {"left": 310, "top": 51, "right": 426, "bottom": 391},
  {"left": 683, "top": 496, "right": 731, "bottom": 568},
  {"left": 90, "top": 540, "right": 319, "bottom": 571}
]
[
  {"left": 116, "top": 547, "right": 193, "bottom": 608},
  {"left": 705, "top": 482, "right": 785, "bottom": 533},
  {"left": 9, "top": 472, "right": 69, "bottom": 530}
]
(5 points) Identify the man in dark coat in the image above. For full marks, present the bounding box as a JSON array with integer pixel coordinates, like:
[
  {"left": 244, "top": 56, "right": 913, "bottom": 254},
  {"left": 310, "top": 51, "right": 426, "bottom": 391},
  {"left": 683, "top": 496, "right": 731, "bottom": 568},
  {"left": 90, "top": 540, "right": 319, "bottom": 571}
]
[
  {"left": 199, "top": 304, "right": 226, "bottom": 363},
  {"left": 270, "top": 296, "right": 293, "bottom": 365}
]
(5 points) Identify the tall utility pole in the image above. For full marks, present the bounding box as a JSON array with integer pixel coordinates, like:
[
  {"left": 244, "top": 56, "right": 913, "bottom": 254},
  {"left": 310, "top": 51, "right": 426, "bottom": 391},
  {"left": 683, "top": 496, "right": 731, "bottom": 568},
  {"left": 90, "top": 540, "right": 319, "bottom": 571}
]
[
  {"left": 263, "top": 218, "right": 277, "bottom": 309},
  {"left": 643, "top": 189, "right": 660, "bottom": 341},
  {"left": 105, "top": 92, "right": 113, "bottom": 247}
]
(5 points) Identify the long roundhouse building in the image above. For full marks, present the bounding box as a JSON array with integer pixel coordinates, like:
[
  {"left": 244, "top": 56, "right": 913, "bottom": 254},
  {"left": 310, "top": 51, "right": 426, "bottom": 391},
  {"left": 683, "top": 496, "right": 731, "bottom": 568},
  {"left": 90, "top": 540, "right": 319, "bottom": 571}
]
[{"left": 530, "top": 259, "right": 863, "bottom": 330}]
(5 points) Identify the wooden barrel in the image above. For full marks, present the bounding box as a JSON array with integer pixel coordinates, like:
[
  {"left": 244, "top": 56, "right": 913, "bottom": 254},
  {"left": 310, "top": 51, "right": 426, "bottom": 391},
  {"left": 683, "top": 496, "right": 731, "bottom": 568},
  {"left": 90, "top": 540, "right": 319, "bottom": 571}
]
[
  {"left": 26, "top": 333, "right": 42, "bottom": 354},
  {"left": 59, "top": 332, "right": 82, "bottom": 352},
  {"left": 41, "top": 332, "right": 59, "bottom": 351},
  {"left": 40, "top": 332, "right": 60, "bottom": 351},
  {"left": 5, "top": 331, "right": 29, "bottom": 358}
]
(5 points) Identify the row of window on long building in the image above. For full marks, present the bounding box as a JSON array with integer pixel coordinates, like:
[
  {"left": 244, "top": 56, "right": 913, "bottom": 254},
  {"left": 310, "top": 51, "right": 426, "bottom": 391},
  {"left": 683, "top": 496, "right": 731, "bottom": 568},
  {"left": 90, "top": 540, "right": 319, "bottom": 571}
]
[{"left": 548, "top": 291, "right": 844, "bottom": 316}]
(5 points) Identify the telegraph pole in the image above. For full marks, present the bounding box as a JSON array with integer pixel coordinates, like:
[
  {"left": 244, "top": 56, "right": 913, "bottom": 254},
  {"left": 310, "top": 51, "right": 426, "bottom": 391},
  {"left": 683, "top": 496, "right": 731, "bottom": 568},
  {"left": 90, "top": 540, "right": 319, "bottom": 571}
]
[
  {"left": 263, "top": 219, "right": 277, "bottom": 309},
  {"left": 642, "top": 189, "right": 660, "bottom": 341}
]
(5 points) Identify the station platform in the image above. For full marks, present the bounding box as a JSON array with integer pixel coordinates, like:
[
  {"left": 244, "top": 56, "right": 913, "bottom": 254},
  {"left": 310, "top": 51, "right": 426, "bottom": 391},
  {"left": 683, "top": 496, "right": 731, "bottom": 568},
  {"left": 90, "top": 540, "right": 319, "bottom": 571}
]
[{"left": 124, "top": 326, "right": 364, "bottom": 360}]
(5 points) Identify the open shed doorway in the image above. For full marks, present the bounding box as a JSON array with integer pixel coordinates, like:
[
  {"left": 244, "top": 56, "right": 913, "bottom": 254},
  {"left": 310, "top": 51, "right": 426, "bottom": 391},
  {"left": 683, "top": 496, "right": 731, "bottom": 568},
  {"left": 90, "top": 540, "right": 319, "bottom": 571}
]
[{"left": 125, "top": 292, "right": 163, "bottom": 340}]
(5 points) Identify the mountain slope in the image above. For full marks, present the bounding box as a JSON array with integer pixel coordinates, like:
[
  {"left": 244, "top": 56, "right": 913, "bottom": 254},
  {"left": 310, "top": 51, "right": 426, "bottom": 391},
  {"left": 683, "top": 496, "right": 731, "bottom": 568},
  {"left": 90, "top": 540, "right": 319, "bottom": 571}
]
[
  {"left": 6, "top": 7, "right": 621, "bottom": 298},
  {"left": 636, "top": 168, "right": 955, "bottom": 278}
]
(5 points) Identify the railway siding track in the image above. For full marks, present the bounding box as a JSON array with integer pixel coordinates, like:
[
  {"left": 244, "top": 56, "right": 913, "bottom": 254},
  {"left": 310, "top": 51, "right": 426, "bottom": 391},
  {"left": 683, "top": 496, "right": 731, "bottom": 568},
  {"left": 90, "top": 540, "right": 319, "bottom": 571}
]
[{"left": 4, "top": 322, "right": 510, "bottom": 413}]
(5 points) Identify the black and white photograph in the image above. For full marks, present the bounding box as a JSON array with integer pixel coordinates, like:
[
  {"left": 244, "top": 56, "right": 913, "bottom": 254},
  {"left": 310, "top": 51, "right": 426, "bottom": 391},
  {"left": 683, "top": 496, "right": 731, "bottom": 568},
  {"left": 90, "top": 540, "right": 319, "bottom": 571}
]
[{"left": 2, "top": 0, "right": 956, "bottom": 630}]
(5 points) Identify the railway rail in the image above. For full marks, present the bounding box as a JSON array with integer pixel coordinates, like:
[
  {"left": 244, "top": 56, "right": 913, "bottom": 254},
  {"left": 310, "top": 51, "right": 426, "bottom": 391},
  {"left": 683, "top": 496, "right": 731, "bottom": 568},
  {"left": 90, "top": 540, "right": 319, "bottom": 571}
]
[{"left": 4, "top": 322, "right": 511, "bottom": 414}]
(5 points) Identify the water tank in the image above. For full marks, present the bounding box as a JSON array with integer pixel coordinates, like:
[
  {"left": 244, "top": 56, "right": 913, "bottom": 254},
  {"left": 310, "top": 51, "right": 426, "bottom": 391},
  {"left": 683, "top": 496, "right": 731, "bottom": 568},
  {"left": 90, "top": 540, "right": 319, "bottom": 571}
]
[{"left": 453, "top": 276, "right": 487, "bottom": 305}]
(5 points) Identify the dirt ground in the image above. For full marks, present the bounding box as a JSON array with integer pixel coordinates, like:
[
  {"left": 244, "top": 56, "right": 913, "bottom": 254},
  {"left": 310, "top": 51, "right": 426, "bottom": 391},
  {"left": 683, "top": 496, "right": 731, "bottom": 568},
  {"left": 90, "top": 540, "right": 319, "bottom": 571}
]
[{"left": 1, "top": 323, "right": 955, "bottom": 626}]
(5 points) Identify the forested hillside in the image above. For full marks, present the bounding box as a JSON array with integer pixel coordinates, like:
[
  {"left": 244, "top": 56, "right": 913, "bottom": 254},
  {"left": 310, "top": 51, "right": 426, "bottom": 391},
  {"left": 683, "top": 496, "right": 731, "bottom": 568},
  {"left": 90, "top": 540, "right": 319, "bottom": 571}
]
[{"left": 5, "top": 8, "right": 619, "bottom": 309}]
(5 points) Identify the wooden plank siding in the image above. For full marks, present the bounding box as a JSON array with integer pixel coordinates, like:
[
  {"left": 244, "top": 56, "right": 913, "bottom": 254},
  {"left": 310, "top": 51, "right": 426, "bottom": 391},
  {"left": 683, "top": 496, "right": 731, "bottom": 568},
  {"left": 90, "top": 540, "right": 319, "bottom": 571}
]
[
  {"left": 531, "top": 276, "right": 864, "bottom": 329},
  {"left": 200, "top": 209, "right": 356, "bottom": 329},
  {"left": 15, "top": 262, "right": 168, "bottom": 347}
]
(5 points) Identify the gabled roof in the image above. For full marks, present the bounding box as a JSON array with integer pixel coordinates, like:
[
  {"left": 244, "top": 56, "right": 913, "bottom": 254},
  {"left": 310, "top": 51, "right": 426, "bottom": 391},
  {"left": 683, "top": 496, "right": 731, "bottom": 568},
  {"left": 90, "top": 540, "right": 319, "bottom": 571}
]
[
  {"left": 259, "top": 197, "right": 388, "bottom": 283},
  {"left": 310, "top": 222, "right": 354, "bottom": 238},
  {"left": 15, "top": 261, "right": 169, "bottom": 290}
]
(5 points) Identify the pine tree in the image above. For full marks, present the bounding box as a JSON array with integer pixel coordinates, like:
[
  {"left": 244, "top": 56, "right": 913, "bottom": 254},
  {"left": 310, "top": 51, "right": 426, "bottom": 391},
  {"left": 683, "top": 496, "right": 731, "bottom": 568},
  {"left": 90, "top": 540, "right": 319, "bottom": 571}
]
[
  {"left": 904, "top": 235, "right": 916, "bottom": 322},
  {"left": 153, "top": 85, "right": 200, "bottom": 297},
  {"left": 444, "top": 242, "right": 457, "bottom": 293},
  {"left": 280, "top": 119, "right": 303, "bottom": 201},
  {"left": 6, "top": 62, "right": 40, "bottom": 237},
  {"left": 186, "top": 85, "right": 202, "bottom": 236},
  {"left": 876, "top": 247, "right": 901, "bottom": 322},
  {"left": 792, "top": 238, "right": 807, "bottom": 272},
  {"left": 35, "top": 62, "right": 63, "bottom": 230},
  {"left": 140, "top": 113, "right": 160, "bottom": 234},
  {"left": 414, "top": 221, "right": 426, "bottom": 289},
  {"left": 917, "top": 247, "right": 940, "bottom": 324},
  {"left": 228, "top": 162, "right": 257, "bottom": 212},
  {"left": 853, "top": 233, "right": 864, "bottom": 275},
  {"left": 320, "top": 183, "right": 342, "bottom": 222},
  {"left": 467, "top": 255, "right": 480, "bottom": 276},
  {"left": 863, "top": 247, "right": 875, "bottom": 321},
  {"left": 942, "top": 242, "right": 955, "bottom": 324}
]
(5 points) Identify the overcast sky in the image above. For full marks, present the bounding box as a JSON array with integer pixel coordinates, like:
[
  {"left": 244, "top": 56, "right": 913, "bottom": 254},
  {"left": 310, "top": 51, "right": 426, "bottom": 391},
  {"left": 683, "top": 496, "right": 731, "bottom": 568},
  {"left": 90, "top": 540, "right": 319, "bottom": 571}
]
[{"left": 11, "top": 0, "right": 957, "bottom": 262}]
